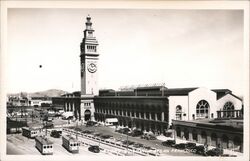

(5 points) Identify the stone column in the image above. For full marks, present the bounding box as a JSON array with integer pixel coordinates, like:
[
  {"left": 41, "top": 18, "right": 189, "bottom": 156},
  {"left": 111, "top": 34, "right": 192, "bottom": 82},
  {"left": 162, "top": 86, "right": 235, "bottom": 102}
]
[
  {"left": 70, "top": 102, "right": 73, "bottom": 111},
  {"left": 155, "top": 113, "right": 158, "bottom": 121},
  {"left": 189, "top": 131, "right": 193, "bottom": 142},
  {"left": 207, "top": 135, "right": 211, "bottom": 146},
  {"left": 161, "top": 112, "right": 165, "bottom": 121},
  {"left": 197, "top": 133, "right": 202, "bottom": 144},
  {"left": 149, "top": 113, "right": 152, "bottom": 120},
  {"left": 72, "top": 103, "right": 75, "bottom": 112},
  {"left": 139, "top": 112, "right": 141, "bottom": 119},
  {"left": 64, "top": 102, "right": 67, "bottom": 111},
  {"left": 180, "top": 129, "right": 184, "bottom": 139}
]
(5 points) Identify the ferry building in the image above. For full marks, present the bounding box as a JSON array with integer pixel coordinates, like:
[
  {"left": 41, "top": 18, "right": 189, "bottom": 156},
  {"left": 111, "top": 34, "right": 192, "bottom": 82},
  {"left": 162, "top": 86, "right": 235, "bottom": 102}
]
[{"left": 52, "top": 15, "right": 244, "bottom": 152}]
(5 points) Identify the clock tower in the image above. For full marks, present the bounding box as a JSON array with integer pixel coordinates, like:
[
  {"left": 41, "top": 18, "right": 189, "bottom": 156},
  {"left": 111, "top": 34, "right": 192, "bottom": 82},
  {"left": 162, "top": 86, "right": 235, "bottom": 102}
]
[
  {"left": 80, "top": 15, "right": 99, "bottom": 95},
  {"left": 79, "top": 15, "right": 99, "bottom": 121}
]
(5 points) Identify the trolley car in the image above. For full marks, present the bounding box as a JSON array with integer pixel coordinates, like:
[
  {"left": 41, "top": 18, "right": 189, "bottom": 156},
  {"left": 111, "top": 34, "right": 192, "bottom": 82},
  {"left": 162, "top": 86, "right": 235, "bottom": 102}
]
[
  {"left": 22, "top": 127, "right": 38, "bottom": 138},
  {"left": 62, "top": 135, "right": 80, "bottom": 153},
  {"left": 35, "top": 136, "right": 53, "bottom": 155}
]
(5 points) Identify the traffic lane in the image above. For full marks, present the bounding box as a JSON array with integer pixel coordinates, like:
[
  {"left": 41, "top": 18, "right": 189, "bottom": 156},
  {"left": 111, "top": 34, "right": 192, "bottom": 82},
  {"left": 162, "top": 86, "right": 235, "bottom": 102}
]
[
  {"left": 62, "top": 131, "right": 134, "bottom": 156},
  {"left": 7, "top": 134, "right": 40, "bottom": 155},
  {"left": 7, "top": 142, "right": 24, "bottom": 155},
  {"left": 7, "top": 132, "right": 112, "bottom": 156},
  {"left": 47, "top": 132, "right": 114, "bottom": 156}
]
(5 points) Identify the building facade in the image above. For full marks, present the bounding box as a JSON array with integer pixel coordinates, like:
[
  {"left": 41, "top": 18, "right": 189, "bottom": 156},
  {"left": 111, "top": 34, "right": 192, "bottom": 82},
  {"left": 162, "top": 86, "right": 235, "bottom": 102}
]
[
  {"left": 80, "top": 15, "right": 99, "bottom": 121},
  {"left": 94, "top": 93, "right": 169, "bottom": 133},
  {"left": 172, "top": 119, "right": 243, "bottom": 152}
]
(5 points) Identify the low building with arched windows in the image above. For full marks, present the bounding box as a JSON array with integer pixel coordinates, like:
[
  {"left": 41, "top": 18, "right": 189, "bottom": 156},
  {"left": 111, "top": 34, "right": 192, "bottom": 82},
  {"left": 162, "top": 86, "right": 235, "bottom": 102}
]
[{"left": 172, "top": 119, "right": 243, "bottom": 152}]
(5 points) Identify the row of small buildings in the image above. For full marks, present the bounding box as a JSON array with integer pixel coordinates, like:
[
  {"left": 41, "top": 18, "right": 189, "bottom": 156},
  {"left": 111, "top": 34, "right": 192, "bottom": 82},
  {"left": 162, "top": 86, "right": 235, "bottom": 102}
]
[{"left": 7, "top": 94, "right": 52, "bottom": 107}]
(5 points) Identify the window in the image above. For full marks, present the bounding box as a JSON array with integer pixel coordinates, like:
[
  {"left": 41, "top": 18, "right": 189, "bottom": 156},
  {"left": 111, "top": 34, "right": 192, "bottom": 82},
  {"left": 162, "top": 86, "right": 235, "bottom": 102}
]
[
  {"left": 223, "top": 102, "right": 235, "bottom": 118},
  {"left": 44, "top": 146, "right": 46, "bottom": 149},
  {"left": 176, "top": 105, "right": 182, "bottom": 120},
  {"left": 223, "top": 101, "right": 234, "bottom": 110},
  {"left": 196, "top": 100, "right": 210, "bottom": 119}
]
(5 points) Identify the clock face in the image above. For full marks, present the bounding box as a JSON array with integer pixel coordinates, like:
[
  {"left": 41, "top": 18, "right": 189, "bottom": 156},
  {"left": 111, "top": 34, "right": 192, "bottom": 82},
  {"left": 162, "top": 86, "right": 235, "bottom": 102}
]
[{"left": 87, "top": 63, "right": 97, "bottom": 73}]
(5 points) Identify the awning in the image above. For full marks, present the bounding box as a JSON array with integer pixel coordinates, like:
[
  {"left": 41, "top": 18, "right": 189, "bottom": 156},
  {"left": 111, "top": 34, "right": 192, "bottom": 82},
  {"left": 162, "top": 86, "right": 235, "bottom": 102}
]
[{"left": 105, "top": 118, "right": 118, "bottom": 123}]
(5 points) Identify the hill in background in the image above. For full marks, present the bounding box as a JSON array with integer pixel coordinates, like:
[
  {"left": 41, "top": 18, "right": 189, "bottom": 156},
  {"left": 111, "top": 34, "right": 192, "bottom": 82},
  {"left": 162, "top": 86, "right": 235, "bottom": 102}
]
[{"left": 7, "top": 89, "right": 68, "bottom": 98}]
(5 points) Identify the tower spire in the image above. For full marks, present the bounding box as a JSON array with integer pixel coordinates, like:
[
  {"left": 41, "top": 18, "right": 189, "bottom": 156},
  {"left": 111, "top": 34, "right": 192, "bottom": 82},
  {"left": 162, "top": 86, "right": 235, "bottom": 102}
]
[{"left": 85, "top": 15, "right": 92, "bottom": 30}]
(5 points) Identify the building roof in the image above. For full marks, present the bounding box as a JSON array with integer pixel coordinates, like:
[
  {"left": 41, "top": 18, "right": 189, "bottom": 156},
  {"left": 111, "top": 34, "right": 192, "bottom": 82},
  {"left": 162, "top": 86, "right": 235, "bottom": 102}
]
[
  {"left": 136, "top": 86, "right": 167, "bottom": 91},
  {"left": 212, "top": 89, "right": 232, "bottom": 99},
  {"left": 164, "top": 88, "right": 198, "bottom": 96},
  {"left": 35, "top": 136, "right": 53, "bottom": 145},
  {"left": 217, "top": 93, "right": 243, "bottom": 101},
  {"left": 212, "top": 89, "right": 232, "bottom": 93},
  {"left": 63, "top": 135, "right": 78, "bottom": 142}
]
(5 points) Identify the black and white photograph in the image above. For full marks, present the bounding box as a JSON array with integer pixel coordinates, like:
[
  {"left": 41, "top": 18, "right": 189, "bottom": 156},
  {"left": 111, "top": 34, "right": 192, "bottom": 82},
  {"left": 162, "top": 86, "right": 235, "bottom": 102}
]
[{"left": 1, "top": 1, "right": 249, "bottom": 161}]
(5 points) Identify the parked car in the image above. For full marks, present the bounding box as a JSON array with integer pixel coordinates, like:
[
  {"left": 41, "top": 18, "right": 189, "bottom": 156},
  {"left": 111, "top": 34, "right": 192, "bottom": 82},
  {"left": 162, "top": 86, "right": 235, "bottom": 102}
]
[
  {"left": 174, "top": 143, "right": 186, "bottom": 150},
  {"left": 122, "top": 140, "right": 135, "bottom": 145},
  {"left": 100, "top": 134, "right": 113, "bottom": 139},
  {"left": 133, "top": 143, "right": 144, "bottom": 148},
  {"left": 86, "top": 121, "right": 98, "bottom": 127},
  {"left": 82, "top": 130, "right": 93, "bottom": 134},
  {"left": 93, "top": 133, "right": 102, "bottom": 137},
  {"left": 186, "top": 142, "right": 196, "bottom": 149},
  {"left": 162, "top": 140, "right": 176, "bottom": 147},
  {"left": 194, "top": 145, "right": 205, "bottom": 155},
  {"left": 144, "top": 146, "right": 156, "bottom": 150},
  {"left": 88, "top": 145, "right": 100, "bottom": 153},
  {"left": 43, "top": 122, "right": 54, "bottom": 129},
  {"left": 141, "top": 133, "right": 156, "bottom": 140},
  {"left": 116, "top": 128, "right": 131, "bottom": 134},
  {"left": 129, "top": 129, "right": 143, "bottom": 137},
  {"left": 206, "top": 148, "right": 223, "bottom": 156},
  {"left": 50, "top": 130, "right": 61, "bottom": 138}
]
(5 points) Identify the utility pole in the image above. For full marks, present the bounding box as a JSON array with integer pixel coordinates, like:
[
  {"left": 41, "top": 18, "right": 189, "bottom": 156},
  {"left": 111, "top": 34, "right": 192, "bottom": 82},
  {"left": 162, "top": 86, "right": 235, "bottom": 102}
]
[
  {"left": 126, "top": 134, "right": 128, "bottom": 155},
  {"left": 32, "top": 110, "right": 33, "bottom": 122}
]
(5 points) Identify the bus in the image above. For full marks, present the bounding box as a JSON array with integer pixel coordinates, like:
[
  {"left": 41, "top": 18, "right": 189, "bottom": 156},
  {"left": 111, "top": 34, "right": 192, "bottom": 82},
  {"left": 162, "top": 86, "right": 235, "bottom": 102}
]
[
  {"left": 62, "top": 135, "right": 80, "bottom": 153},
  {"left": 35, "top": 136, "right": 53, "bottom": 155},
  {"left": 22, "top": 127, "right": 38, "bottom": 138}
]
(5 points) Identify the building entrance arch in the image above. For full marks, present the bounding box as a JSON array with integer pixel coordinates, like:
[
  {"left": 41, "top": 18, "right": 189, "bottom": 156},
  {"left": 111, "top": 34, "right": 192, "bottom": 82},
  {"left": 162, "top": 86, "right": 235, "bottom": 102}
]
[{"left": 84, "top": 110, "right": 91, "bottom": 121}]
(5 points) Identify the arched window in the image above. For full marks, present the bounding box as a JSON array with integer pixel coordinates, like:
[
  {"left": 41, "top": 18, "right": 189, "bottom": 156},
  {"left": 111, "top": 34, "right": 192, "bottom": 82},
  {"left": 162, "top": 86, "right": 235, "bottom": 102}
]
[
  {"left": 184, "top": 128, "right": 189, "bottom": 140},
  {"left": 201, "top": 131, "right": 207, "bottom": 144},
  {"left": 196, "top": 100, "right": 210, "bottom": 119},
  {"left": 222, "top": 134, "right": 229, "bottom": 149},
  {"left": 192, "top": 130, "right": 198, "bottom": 141},
  {"left": 223, "top": 101, "right": 235, "bottom": 118},
  {"left": 233, "top": 136, "right": 242, "bottom": 152},
  {"left": 223, "top": 101, "right": 234, "bottom": 110},
  {"left": 211, "top": 133, "right": 217, "bottom": 147},
  {"left": 176, "top": 127, "right": 181, "bottom": 138},
  {"left": 176, "top": 105, "right": 182, "bottom": 120}
]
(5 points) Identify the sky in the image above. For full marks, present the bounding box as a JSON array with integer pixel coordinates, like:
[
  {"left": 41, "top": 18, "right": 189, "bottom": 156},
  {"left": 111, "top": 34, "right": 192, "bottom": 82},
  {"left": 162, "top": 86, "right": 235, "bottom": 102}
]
[{"left": 6, "top": 9, "right": 244, "bottom": 97}]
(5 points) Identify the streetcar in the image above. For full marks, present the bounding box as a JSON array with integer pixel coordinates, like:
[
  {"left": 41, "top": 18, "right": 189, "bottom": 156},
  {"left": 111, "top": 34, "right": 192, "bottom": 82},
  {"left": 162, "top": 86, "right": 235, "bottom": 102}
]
[
  {"left": 62, "top": 135, "right": 80, "bottom": 153},
  {"left": 22, "top": 127, "right": 38, "bottom": 138},
  {"left": 35, "top": 136, "right": 53, "bottom": 155}
]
